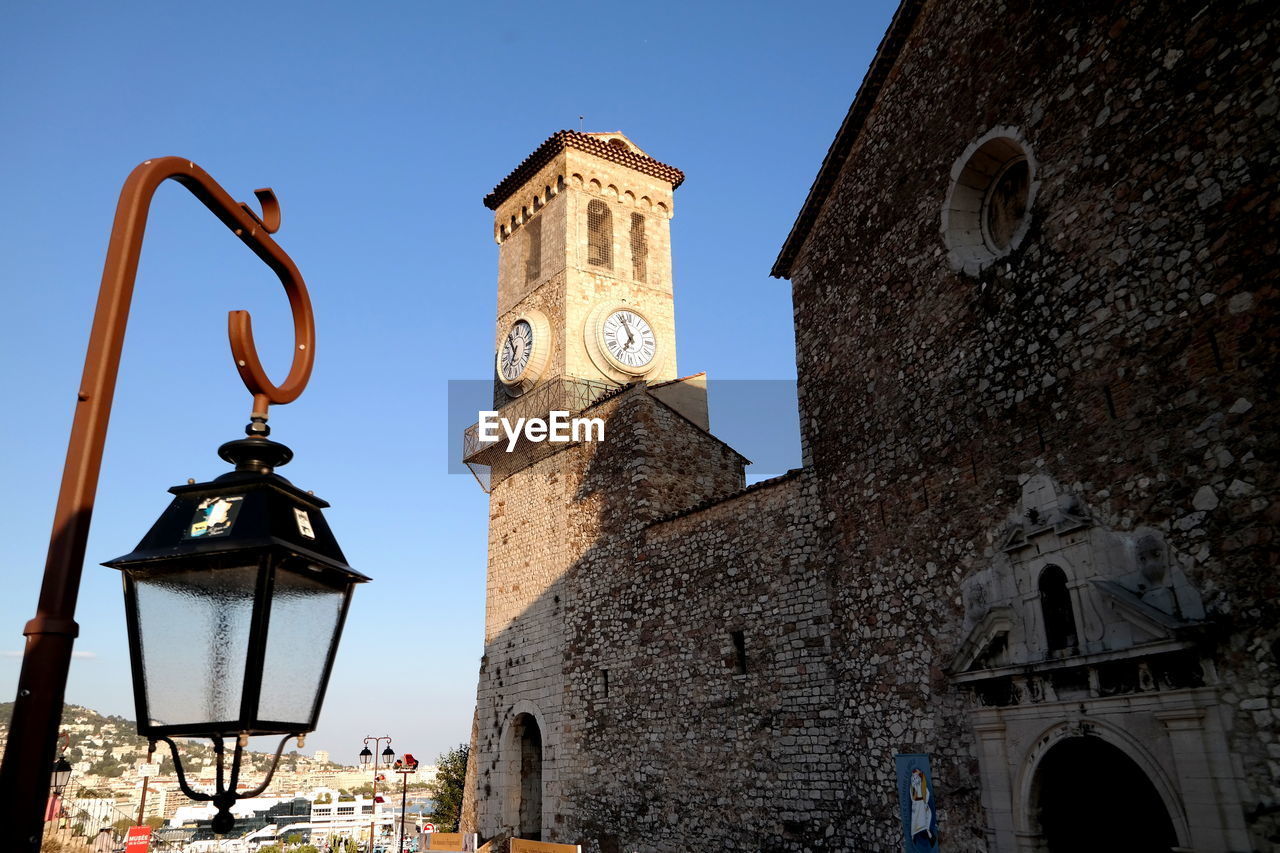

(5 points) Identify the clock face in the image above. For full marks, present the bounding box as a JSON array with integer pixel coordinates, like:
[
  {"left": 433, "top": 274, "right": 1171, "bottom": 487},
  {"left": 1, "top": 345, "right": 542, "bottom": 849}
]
[
  {"left": 500, "top": 319, "right": 534, "bottom": 382},
  {"left": 602, "top": 309, "right": 656, "bottom": 371}
]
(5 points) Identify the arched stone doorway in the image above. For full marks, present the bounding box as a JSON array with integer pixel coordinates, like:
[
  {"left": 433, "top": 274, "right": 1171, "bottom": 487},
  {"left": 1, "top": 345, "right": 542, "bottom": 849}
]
[
  {"left": 513, "top": 713, "right": 542, "bottom": 840},
  {"left": 1033, "top": 736, "right": 1177, "bottom": 852}
]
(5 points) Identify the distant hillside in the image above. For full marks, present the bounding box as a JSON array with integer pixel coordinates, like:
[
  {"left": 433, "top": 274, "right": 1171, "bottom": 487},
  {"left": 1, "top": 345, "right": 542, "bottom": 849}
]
[
  {"left": 0, "top": 702, "right": 337, "bottom": 780},
  {"left": 0, "top": 701, "right": 138, "bottom": 734}
]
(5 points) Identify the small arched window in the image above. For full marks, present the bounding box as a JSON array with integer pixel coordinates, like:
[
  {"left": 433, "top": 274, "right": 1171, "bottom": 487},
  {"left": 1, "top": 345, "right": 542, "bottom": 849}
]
[
  {"left": 524, "top": 216, "right": 542, "bottom": 284},
  {"left": 630, "top": 213, "right": 647, "bottom": 282},
  {"left": 1039, "top": 565, "right": 1078, "bottom": 652},
  {"left": 587, "top": 199, "right": 612, "bottom": 268}
]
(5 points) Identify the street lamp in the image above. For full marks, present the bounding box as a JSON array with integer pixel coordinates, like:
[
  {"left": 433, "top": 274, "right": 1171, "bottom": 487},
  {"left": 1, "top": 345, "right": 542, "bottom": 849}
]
[
  {"left": 361, "top": 736, "right": 393, "bottom": 852},
  {"left": 0, "top": 157, "right": 368, "bottom": 848},
  {"left": 50, "top": 757, "right": 72, "bottom": 798},
  {"left": 395, "top": 753, "right": 419, "bottom": 853},
  {"left": 104, "top": 427, "right": 368, "bottom": 833}
]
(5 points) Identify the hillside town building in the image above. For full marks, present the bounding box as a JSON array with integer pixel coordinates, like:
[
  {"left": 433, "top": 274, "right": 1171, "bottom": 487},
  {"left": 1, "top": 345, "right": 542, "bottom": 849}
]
[{"left": 461, "top": 1, "right": 1277, "bottom": 850}]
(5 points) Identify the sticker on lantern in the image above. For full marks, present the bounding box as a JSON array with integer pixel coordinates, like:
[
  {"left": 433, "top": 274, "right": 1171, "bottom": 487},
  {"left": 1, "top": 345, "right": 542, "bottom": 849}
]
[{"left": 185, "top": 495, "right": 244, "bottom": 538}]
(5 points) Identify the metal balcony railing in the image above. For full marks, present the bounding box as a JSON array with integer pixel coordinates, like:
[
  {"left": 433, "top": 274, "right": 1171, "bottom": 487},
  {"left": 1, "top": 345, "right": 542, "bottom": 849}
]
[{"left": 462, "top": 377, "right": 621, "bottom": 491}]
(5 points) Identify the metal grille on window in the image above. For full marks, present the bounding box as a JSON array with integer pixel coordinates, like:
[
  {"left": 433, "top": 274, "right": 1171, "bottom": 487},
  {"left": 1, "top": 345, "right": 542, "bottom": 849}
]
[
  {"left": 525, "top": 216, "right": 542, "bottom": 284},
  {"left": 630, "top": 213, "right": 647, "bottom": 282},
  {"left": 587, "top": 199, "right": 612, "bottom": 268}
]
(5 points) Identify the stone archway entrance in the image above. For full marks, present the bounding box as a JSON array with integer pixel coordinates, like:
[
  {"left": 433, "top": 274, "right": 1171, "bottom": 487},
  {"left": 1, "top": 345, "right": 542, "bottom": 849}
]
[
  {"left": 514, "top": 713, "right": 543, "bottom": 840},
  {"left": 1033, "top": 736, "right": 1177, "bottom": 852}
]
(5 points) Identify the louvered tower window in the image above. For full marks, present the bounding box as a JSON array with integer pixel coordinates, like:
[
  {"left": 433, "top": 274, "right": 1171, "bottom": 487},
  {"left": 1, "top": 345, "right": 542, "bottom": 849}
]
[
  {"left": 630, "top": 213, "right": 647, "bottom": 282},
  {"left": 587, "top": 199, "right": 612, "bottom": 268},
  {"left": 524, "top": 216, "right": 541, "bottom": 284}
]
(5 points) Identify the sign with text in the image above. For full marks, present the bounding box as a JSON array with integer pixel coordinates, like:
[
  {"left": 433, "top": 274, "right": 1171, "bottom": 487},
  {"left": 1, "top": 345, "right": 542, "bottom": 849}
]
[
  {"left": 426, "top": 832, "right": 464, "bottom": 851},
  {"left": 124, "top": 826, "right": 152, "bottom": 853}
]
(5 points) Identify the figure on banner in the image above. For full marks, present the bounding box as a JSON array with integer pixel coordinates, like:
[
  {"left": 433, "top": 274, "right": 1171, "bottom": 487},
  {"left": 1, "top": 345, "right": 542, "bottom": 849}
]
[
  {"left": 896, "top": 753, "right": 940, "bottom": 852},
  {"left": 910, "top": 767, "right": 935, "bottom": 844}
]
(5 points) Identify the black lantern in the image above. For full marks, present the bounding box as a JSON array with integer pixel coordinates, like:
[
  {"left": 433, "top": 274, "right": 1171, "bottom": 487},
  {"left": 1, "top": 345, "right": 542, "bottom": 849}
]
[
  {"left": 359, "top": 746, "right": 374, "bottom": 766},
  {"left": 104, "top": 431, "right": 368, "bottom": 832},
  {"left": 50, "top": 757, "right": 72, "bottom": 797},
  {"left": 382, "top": 745, "right": 396, "bottom": 765}
]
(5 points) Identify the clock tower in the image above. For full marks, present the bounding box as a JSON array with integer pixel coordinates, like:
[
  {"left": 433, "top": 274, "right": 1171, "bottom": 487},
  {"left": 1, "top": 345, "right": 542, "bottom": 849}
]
[
  {"left": 464, "top": 132, "right": 723, "bottom": 844},
  {"left": 486, "top": 130, "right": 684, "bottom": 400}
]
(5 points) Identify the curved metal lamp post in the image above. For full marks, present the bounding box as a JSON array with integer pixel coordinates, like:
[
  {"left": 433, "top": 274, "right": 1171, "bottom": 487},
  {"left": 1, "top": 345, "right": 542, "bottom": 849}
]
[
  {"left": 360, "top": 736, "right": 394, "bottom": 851},
  {"left": 0, "top": 158, "right": 366, "bottom": 847}
]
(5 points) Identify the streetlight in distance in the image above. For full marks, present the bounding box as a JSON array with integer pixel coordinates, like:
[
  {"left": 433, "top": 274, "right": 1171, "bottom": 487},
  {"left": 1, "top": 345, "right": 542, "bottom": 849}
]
[
  {"left": 360, "top": 736, "right": 394, "bottom": 851},
  {"left": 49, "top": 757, "right": 72, "bottom": 798},
  {"left": 394, "top": 753, "right": 420, "bottom": 852}
]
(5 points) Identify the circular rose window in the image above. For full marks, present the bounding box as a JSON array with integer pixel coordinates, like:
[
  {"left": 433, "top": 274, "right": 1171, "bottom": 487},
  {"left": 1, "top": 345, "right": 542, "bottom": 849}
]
[{"left": 941, "top": 127, "right": 1038, "bottom": 276}]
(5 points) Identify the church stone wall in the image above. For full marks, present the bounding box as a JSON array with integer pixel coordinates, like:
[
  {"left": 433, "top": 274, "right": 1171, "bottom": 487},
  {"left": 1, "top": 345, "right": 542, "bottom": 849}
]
[
  {"left": 473, "top": 388, "right": 749, "bottom": 844},
  {"left": 560, "top": 469, "right": 841, "bottom": 852},
  {"left": 787, "top": 0, "right": 1277, "bottom": 848}
]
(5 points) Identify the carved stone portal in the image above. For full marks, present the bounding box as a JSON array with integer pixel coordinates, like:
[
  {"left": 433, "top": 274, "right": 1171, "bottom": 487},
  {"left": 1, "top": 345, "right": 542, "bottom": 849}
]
[{"left": 950, "top": 473, "right": 1248, "bottom": 852}]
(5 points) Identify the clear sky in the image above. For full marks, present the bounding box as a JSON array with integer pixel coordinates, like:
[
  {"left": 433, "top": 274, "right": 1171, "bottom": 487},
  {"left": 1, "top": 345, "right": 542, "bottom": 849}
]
[{"left": 0, "top": 0, "right": 898, "bottom": 769}]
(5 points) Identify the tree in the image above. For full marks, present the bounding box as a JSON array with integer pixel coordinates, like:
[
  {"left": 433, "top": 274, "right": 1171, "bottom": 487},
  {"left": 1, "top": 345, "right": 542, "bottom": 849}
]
[
  {"left": 145, "top": 816, "right": 165, "bottom": 830},
  {"left": 426, "top": 743, "right": 469, "bottom": 833},
  {"left": 112, "top": 817, "right": 134, "bottom": 836}
]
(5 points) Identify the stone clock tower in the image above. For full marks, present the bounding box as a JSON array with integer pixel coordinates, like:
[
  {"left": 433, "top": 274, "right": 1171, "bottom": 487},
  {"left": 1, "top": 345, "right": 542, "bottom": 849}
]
[
  {"left": 485, "top": 130, "right": 684, "bottom": 399},
  {"left": 463, "top": 131, "right": 741, "bottom": 844}
]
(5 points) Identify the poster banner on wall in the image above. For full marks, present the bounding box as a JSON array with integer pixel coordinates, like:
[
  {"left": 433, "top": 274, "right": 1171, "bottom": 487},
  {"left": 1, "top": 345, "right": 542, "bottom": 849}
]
[
  {"left": 124, "top": 826, "right": 152, "bottom": 853},
  {"left": 895, "top": 753, "right": 940, "bottom": 852}
]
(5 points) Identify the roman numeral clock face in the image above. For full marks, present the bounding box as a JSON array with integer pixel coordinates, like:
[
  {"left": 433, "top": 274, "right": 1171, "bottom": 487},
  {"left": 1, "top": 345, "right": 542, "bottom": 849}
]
[
  {"left": 496, "top": 311, "right": 549, "bottom": 394},
  {"left": 500, "top": 319, "right": 533, "bottom": 381},
  {"left": 602, "top": 310, "right": 655, "bottom": 371}
]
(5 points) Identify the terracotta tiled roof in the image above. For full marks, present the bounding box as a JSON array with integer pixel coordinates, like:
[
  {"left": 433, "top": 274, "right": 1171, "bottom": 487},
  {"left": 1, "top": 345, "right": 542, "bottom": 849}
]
[
  {"left": 771, "top": 0, "right": 926, "bottom": 279},
  {"left": 483, "top": 130, "right": 686, "bottom": 210}
]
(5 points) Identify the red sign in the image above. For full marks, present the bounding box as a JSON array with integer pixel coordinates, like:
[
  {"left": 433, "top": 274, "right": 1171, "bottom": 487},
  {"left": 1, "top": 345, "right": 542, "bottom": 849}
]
[
  {"left": 124, "top": 826, "right": 152, "bottom": 853},
  {"left": 423, "top": 822, "right": 436, "bottom": 833}
]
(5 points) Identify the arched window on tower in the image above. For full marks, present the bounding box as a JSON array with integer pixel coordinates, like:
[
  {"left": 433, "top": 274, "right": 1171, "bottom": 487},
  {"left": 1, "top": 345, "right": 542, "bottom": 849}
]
[
  {"left": 1039, "top": 565, "right": 1078, "bottom": 653},
  {"left": 587, "top": 199, "right": 612, "bottom": 268},
  {"left": 630, "top": 213, "right": 647, "bottom": 282},
  {"left": 524, "top": 216, "right": 541, "bottom": 284}
]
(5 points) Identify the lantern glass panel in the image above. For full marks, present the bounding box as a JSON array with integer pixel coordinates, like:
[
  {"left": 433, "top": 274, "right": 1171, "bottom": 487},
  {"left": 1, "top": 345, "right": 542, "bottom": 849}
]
[
  {"left": 258, "top": 567, "right": 346, "bottom": 725},
  {"left": 133, "top": 564, "right": 258, "bottom": 728}
]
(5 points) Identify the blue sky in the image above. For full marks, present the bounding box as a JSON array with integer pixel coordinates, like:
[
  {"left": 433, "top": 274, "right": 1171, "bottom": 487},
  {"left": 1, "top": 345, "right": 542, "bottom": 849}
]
[{"left": 0, "top": 0, "right": 898, "bottom": 766}]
